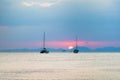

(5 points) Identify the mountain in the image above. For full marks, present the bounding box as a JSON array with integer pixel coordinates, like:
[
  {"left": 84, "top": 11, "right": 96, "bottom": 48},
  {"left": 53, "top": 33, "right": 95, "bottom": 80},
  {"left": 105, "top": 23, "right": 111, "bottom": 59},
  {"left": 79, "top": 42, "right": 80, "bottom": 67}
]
[
  {"left": 69, "top": 47, "right": 92, "bottom": 52},
  {"left": 94, "top": 47, "right": 120, "bottom": 52},
  {"left": 0, "top": 47, "right": 120, "bottom": 52},
  {"left": 0, "top": 48, "right": 66, "bottom": 52}
]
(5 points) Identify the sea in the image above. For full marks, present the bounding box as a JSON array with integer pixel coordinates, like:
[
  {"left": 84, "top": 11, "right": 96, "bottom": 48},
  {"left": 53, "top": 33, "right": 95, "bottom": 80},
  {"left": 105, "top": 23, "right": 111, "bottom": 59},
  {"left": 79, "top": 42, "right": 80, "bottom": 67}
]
[{"left": 0, "top": 52, "right": 120, "bottom": 80}]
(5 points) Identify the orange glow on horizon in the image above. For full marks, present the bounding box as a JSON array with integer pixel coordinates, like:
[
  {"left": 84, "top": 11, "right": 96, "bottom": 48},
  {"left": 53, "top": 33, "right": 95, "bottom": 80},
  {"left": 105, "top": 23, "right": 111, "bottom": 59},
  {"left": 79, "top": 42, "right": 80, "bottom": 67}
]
[
  {"left": 35, "top": 41, "right": 120, "bottom": 49},
  {"left": 35, "top": 41, "right": 86, "bottom": 49},
  {"left": 68, "top": 46, "right": 74, "bottom": 49},
  {"left": 1, "top": 41, "right": 120, "bottom": 49}
]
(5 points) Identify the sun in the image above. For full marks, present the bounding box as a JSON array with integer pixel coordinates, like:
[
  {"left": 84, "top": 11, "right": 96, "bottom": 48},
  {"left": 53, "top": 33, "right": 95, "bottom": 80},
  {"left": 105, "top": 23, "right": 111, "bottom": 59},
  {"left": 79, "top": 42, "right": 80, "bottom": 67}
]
[{"left": 68, "top": 46, "right": 74, "bottom": 49}]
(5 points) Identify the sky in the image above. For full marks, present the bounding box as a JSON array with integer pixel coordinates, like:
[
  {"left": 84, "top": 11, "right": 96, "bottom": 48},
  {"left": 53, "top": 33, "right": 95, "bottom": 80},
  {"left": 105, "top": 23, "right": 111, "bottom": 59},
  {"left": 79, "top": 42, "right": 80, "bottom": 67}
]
[{"left": 0, "top": 0, "right": 120, "bottom": 49}]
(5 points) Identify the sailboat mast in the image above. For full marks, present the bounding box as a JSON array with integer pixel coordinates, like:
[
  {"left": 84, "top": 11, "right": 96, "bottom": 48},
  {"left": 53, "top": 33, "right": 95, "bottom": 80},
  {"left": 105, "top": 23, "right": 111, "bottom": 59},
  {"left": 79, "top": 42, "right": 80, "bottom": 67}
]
[
  {"left": 40, "top": 32, "right": 49, "bottom": 53},
  {"left": 73, "top": 36, "right": 79, "bottom": 53},
  {"left": 43, "top": 32, "right": 45, "bottom": 48},
  {"left": 76, "top": 36, "right": 78, "bottom": 49}
]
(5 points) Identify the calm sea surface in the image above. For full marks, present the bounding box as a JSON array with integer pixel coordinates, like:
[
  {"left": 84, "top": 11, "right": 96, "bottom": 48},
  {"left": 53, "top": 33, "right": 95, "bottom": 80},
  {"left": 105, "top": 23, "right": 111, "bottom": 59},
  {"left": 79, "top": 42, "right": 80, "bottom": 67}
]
[{"left": 0, "top": 53, "right": 120, "bottom": 80}]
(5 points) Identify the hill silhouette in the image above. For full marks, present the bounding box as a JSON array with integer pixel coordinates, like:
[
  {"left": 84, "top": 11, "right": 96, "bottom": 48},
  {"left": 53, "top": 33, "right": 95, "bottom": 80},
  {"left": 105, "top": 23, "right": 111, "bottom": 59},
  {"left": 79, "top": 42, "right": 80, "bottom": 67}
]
[{"left": 0, "top": 46, "right": 120, "bottom": 52}]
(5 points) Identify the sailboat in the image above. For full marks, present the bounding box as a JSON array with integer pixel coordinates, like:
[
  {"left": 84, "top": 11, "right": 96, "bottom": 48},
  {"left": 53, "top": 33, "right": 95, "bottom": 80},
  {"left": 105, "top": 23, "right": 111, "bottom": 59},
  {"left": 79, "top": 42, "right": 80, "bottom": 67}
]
[
  {"left": 40, "top": 32, "right": 49, "bottom": 53},
  {"left": 73, "top": 36, "right": 79, "bottom": 53}
]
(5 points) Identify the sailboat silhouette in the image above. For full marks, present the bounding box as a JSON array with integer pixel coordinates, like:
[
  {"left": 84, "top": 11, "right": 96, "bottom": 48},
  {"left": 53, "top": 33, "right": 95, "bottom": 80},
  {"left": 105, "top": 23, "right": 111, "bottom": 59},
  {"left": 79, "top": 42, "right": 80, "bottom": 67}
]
[
  {"left": 40, "top": 32, "right": 49, "bottom": 53},
  {"left": 73, "top": 36, "right": 79, "bottom": 53}
]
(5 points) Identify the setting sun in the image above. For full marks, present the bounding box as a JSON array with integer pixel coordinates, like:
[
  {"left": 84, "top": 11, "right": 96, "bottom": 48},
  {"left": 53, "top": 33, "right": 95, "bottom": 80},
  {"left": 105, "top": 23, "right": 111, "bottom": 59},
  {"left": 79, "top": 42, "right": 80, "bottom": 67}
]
[{"left": 68, "top": 46, "right": 74, "bottom": 49}]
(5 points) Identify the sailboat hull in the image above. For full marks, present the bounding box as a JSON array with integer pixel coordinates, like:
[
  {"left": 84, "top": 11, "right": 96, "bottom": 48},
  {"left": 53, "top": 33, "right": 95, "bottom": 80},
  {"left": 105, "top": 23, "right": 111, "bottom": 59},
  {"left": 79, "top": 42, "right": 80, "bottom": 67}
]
[
  {"left": 73, "top": 49, "right": 79, "bottom": 53},
  {"left": 40, "top": 48, "right": 49, "bottom": 53},
  {"left": 40, "top": 50, "right": 49, "bottom": 53}
]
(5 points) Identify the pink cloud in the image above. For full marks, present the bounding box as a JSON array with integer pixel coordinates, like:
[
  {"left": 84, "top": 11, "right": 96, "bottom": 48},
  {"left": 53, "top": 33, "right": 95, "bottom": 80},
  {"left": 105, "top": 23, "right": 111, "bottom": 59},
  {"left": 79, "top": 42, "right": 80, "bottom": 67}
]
[
  {"left": 85, "top": 41, "right": 120, "bottom": 49},
  {"left": 1, "top": 41, "right": 120, "bottom": 49},
  {"left": 35, "top": 41, "right": 120, "bottom": 49}
]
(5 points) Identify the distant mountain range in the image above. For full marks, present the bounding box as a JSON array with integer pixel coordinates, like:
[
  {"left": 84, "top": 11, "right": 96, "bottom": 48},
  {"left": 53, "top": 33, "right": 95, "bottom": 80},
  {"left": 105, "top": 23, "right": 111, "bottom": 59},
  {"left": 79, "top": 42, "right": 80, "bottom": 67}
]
[
  {"left": 0, "top": 48, "right": 66, "bottom": 52},
  {"left": 0, "top": 46, "right": 120, "bottom": 52},
  {"left": 71, "top": 46, "right": 120, "bottom": 52}
]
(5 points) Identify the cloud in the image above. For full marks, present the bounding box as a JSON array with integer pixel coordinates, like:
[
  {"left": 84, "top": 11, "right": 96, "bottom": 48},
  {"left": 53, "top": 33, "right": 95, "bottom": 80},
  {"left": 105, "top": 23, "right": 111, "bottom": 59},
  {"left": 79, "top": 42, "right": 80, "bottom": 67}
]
[
  {"left": 22, "top": 1, "right": 34, "bottom": 7},
  {"left": 22, "top": 0, "right": 61, "bottom": 8},
  {"left": 34, "top": 40, "right": 120, "bottom": 49}
]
